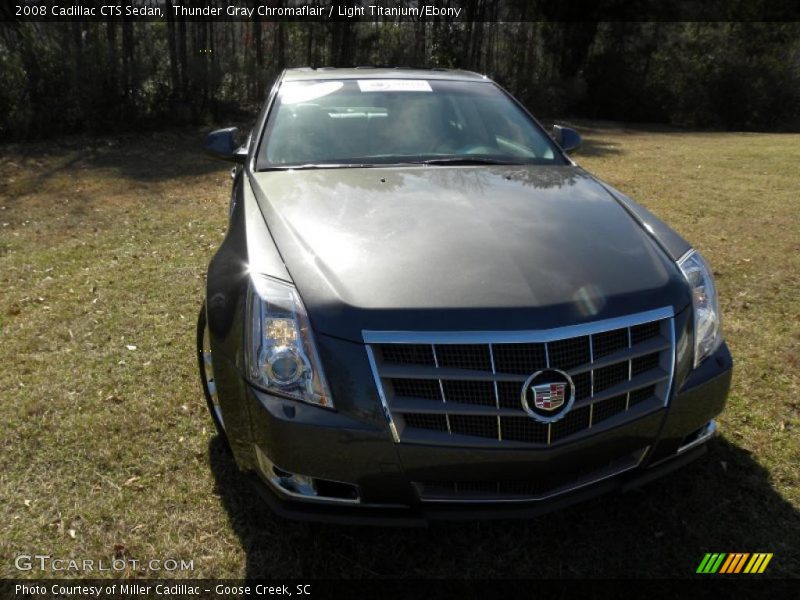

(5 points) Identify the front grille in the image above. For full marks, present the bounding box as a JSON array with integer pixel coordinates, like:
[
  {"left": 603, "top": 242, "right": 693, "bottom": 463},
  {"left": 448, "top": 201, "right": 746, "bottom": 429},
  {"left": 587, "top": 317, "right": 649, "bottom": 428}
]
[
  {"left": 435, "top": 344, "right": 492, "bottom": 370},
  {"left": 415, "top": 447, "right": 649, "bottom": 501},
  {"left": 391, "top": 378, "right": 440, "bottom": 400},
  {"left": 365, "top": 308, "right": 675, "bottom": 447},
  {"left": 380, "top": 344, "right": 434, "bottom": 366}
]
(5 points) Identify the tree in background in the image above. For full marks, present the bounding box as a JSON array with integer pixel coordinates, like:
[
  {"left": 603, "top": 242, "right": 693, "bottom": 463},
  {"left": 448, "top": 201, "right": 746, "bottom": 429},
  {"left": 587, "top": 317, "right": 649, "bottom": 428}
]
[{"left": 1, "top": 19, "right": 798, "bottom": 141}]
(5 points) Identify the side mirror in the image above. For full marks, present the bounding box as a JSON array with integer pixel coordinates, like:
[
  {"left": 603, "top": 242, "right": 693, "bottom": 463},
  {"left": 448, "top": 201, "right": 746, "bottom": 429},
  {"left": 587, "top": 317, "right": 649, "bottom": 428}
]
[
  {"left": 204, "top": 127, "right": 247, "bottom": 163},
  {"left": 553, "top": 125, "right": 581, "bottom": 153}
]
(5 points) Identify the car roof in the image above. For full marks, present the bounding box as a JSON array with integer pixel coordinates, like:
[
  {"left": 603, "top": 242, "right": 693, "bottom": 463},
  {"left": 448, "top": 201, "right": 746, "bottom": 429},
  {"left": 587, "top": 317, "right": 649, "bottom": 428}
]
[{"left": 281, "top": 67, "right": 490, "bottom": 83}]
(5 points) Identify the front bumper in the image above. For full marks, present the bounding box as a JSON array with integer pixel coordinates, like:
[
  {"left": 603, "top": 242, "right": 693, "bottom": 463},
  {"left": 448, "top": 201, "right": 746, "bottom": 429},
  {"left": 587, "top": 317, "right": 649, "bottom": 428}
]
[
  {"left": 248, "top": 441, "right": 711, "bottom": 526},
  {"left": 226, "top": 342, "right": 732, "bottom": 524}
]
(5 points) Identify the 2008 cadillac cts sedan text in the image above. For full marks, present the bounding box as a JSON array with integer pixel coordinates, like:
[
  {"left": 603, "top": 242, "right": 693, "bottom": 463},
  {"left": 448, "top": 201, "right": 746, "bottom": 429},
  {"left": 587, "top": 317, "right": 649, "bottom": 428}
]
[{"left": 197, "top": 68, "right": 731, "bottom": 524}]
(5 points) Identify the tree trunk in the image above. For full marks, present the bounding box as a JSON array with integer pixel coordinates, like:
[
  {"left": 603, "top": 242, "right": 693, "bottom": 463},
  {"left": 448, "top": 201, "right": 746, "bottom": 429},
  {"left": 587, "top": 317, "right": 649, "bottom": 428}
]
[
  {"left": 178, "top": 16, "right": 188, "bottom": 100},
  {"left": 166, "top": 8, "right": 179, "bottom": 98},
  {"left": 106, "top": 21, "right": 117, "bottom": 96},
  {"left": 253, "top": 19, "right": 263, "bottom": 97},
  {"left": 121, "top": 21, "right": 133, "bottom": 102}
]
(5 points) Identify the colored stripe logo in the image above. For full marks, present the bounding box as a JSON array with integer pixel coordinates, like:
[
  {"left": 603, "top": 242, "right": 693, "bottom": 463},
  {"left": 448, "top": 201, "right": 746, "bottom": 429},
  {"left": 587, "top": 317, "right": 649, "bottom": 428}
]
[{"left": 696, "top": 553, "right": 773, "bottom": 574}]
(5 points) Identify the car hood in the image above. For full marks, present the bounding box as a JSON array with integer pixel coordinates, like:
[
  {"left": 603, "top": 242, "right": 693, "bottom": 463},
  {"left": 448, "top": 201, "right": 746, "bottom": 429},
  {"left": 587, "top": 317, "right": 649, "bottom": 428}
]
[{"left": 249, "top": 166, "right": 690, "bottom": 342}]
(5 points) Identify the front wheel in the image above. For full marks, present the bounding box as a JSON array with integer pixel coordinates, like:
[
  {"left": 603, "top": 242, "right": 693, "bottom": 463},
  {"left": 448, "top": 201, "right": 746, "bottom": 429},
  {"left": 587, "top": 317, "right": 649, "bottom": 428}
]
[{"left": 197, "top": 304, "right": 228, "bottom": 443}]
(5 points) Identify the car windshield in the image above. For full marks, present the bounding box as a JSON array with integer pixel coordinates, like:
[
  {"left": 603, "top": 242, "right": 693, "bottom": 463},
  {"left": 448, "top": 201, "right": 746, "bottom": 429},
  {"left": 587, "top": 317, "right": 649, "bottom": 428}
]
[{"left": 257, "top": 78, "right": 566, "bottom": 169}]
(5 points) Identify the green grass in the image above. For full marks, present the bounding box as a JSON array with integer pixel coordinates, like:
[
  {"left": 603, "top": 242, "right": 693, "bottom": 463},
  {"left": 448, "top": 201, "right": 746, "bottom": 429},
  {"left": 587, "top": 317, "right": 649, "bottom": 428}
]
[{"left": 0, "top": 124, "right": 798, "bottom": 578}]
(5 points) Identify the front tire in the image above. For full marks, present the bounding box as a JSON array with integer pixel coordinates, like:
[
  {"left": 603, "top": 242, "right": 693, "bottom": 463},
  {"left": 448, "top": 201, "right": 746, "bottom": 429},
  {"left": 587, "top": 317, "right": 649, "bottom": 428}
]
[{"left": 197, "top": 304, "right": 228, "bottom": 444}]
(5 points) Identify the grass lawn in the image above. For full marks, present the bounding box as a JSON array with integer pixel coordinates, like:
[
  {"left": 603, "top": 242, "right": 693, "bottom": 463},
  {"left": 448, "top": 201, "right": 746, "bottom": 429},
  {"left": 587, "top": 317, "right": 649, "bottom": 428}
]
[{"left": 1, "top": 124, "right": 798, "bottom": 578}]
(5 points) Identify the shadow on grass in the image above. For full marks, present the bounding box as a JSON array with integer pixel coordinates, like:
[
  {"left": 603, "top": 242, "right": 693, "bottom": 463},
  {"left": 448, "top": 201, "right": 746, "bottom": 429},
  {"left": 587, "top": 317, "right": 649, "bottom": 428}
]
[
  {"left": 573, "top": 135, "right": 624, "bottom": 158},
  {"left": 81, "top": 132, "right": 226, "bottom": 182},
  {"left": 209, "top": 436, "right": 800, "bottom": 578},
  {"left": 0, "top": 125, "right": 254, "bottom": 192}
]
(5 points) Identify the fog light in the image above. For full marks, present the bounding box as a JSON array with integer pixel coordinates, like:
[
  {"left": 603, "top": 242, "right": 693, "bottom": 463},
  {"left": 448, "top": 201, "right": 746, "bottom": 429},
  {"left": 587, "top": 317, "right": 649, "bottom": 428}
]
[
  {"left": 678, "top": 420, "right": 718, "bottom": 454},
  {"left": 254, "top": 446, "right": 360, "bottom": 504},
  {"left": 276, "top": 469, "right": 316, "bottom": 497}
]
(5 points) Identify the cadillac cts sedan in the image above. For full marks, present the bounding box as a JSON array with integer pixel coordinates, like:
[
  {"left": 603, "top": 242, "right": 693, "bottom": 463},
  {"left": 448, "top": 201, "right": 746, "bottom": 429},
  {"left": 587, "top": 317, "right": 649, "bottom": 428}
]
[{"left": 198, "top": 68, "right": 731, "bottom": 524}]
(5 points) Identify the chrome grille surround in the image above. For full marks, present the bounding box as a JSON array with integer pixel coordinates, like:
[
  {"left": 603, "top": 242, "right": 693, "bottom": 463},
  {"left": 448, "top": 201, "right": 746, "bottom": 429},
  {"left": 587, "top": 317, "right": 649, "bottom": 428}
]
[{"left": 364, "top": 307, "right": 676, "bottom": 447}]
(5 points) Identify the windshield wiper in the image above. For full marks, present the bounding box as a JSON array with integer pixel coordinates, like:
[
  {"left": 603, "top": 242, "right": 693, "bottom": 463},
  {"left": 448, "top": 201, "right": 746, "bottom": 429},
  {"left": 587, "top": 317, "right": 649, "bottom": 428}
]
[
  {"left": 259, "top": 157, "right": 527, "bottom": 171},
  {"left": 420, "top": 157, "right": 524, "bottom": 166},
  {"left": 260, "top": 163, "right": 379, "bottom": 171}
]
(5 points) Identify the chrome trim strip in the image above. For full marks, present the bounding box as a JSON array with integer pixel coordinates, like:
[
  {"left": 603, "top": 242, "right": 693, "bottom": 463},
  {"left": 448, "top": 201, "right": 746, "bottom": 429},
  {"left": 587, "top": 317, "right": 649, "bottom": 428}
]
[
  {"left": 390, "top": 398, "right": 526, "bottom": 416},
  {"left": 544, "top": 341, "right": 552, "bottom": 442},
  {"left": 378, "top": 364, "right": 523, "bottom": 381},
  {"left": 431, "top": 345, "right": 452, "bottom": 434},
  {"left": 362, "top": 307, "right": 674, "bottom": 344},
  {"left": 588, "top": 333, "right": 594, "bottom": 428},
  {"left": 677, "top": 420, "right": 718, "bottom": 454},
  {"left": 627, "top": 327, "right": 633, "bottom": 377},
  {"left": 364, "top": 345, "right": 400, "bottom": 443},
  {"left": 664, "top": 317, "right": 677, "bottom": 407},
  {"left": 488, "top": 344, "right": 500, "bottom": 410},
  {"left": 677, "top": 248, "right": 696, "bottom": 267},
  {"left": 418, "top": 447, "right": 650, "bottom": 504},
  {"left": 626, "top": 326, "right": 633, "bottom": 410},
  {"left": 488, "top": 344, "right": 502, "bottom": 441}
]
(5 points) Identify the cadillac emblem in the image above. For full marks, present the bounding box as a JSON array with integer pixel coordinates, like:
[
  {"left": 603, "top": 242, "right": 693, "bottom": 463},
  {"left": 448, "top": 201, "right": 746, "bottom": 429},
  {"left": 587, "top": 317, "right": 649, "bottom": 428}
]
[
  {"left": 521, "top": 368, "right": 576, "bottom": 423},
  {"left": 532, "top": 382, "right": 567, "bottom": 411}
]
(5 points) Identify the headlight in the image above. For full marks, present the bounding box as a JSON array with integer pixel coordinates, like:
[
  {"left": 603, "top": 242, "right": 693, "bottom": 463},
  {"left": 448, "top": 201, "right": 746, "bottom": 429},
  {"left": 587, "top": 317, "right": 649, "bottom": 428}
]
[
  {"left": 678, "top": 250, "right": 723, "bottom": 368},
  {"left": 244, "top": 275, "right": 333, "bottom": 408}
]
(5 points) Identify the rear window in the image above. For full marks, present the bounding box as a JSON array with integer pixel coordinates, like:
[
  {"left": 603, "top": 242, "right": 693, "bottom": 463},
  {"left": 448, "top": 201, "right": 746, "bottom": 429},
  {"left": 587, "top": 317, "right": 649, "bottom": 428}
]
[{"left": 257, "top": 79, "right": 565, "bottom": 168}]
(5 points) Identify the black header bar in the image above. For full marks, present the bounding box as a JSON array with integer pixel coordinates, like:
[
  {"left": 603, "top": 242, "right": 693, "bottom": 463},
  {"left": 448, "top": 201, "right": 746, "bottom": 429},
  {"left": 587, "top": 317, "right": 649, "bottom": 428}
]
[{"left": 3, "top": 0, "right": 800, "bottom": 23}]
